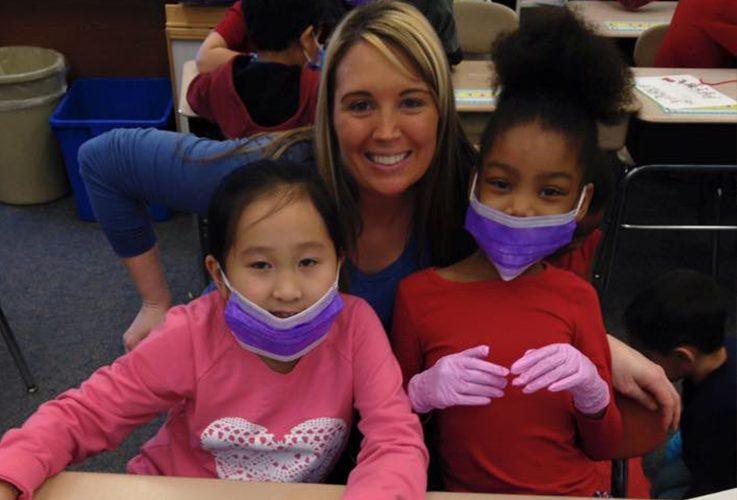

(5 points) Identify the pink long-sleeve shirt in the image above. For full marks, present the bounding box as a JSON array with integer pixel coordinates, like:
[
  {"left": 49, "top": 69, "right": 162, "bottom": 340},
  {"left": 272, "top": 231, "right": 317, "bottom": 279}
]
[{"left": 0, "top": 293, "right": 427, "bottom": 499}]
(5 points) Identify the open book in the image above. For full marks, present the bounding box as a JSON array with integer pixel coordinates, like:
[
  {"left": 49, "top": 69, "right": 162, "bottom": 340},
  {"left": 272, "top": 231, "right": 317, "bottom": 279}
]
[{"left": 635, "top": 75, "right": 737, "bottom": 115}]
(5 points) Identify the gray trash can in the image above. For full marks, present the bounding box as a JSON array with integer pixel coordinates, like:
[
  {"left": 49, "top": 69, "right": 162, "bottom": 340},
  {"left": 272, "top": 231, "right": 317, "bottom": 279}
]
[{"left": 0, "top": 46, "right": 69, "bottom": 204}]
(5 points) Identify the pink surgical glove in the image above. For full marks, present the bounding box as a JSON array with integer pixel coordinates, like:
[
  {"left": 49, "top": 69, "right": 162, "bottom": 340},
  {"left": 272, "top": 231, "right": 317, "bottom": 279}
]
[
  {"left": 510, "top": 343, "right": 610, "bottom": 416},
  {"left": 407, "top": 345, "right": 509, "bottom": 414}
]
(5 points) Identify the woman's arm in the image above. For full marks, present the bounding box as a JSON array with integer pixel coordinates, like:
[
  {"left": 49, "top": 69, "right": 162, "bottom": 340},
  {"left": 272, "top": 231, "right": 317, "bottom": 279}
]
[
  {"left": 345, "top": 300, "right": 428, "bottom": 499},
  {"left": 608, "top": 334, "right": 681, "bottom": 430},
  {"left": 78, "top": 128, "right": 311, "bottom": 348},
  {"left": 121, "top": 246, "right": 171, "bottom": 351}
]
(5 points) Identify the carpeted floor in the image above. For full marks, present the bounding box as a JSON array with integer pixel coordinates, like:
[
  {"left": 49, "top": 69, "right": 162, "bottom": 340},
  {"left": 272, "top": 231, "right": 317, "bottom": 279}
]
[{"left": 0, "top": 171, "right": 735, "bottom": 475}]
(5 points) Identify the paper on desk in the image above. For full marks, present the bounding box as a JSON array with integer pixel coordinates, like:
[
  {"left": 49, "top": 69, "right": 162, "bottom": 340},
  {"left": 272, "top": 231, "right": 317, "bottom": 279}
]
[
  {"left": 604, "top": 21, "right": 660, "bottom": 32},
  {"left": 454, "top": 88, "right": 496, "bottom": 106},
  {"left": 635, "top": 75, "right": 737, "bottom": 114}
]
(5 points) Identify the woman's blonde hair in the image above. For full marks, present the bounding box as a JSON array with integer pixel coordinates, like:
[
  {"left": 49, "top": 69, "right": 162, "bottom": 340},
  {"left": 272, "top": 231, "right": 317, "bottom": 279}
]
[{"left": 314, "top": 0, "right": 476, "bottom": 265}]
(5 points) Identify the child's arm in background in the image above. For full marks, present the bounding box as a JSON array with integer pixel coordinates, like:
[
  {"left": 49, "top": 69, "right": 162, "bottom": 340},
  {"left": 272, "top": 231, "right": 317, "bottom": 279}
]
[
  {"left": 0, "top": 305, "right": 199, "bottom": 499},
  {"left": 344, "top": 300, "right": 428, "bottom": 500},
  {"left": 571, "top": 284, "right": 624, "bottom": 460},
  {"left": 195, "top": 1, "right": 248, "bottom": 74}
]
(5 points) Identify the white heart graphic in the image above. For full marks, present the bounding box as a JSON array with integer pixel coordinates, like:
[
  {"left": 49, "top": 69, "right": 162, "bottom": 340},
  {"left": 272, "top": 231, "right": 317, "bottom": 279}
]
[{"left": 200, "top": 417, "right": 347, "bottom": 482}]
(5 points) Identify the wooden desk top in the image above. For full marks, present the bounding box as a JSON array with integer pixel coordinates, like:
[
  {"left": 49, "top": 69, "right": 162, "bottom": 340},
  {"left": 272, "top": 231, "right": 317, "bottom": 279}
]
[
  {"left": 34, "top": 472, "right": 597, "bottom": 500},
  {"left": 632, "top": 67, "right": 737, "bottom": 124},
  {"left": 567, "top": 1, "right": 676, "bottom": 38}
]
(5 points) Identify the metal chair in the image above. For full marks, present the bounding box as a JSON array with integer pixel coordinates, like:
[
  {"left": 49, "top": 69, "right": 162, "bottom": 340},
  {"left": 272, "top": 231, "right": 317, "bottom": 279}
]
[
  {"left": 454, "top": 0, "right": 519, "bottom": 59},
  {"left": 633, "top": 24, "right": 669, "bottom": 67},
  {"left": 593, "top": 163, "right": 737, "bottom": 307},
  {"left": 0, "top": 302, "right": 38, "bottom": 393}
]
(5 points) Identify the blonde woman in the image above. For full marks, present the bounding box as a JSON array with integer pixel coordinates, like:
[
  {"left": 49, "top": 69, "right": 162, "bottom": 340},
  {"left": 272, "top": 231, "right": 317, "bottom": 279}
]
[{"left": 80, "top": 0, "right": 678, "bottom": 432}]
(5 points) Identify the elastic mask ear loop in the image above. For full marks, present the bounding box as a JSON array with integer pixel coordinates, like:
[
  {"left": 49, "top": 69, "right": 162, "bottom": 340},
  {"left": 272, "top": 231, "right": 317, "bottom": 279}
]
[{"left": 573, "top": 184, "right": 593, "bottom": 218}]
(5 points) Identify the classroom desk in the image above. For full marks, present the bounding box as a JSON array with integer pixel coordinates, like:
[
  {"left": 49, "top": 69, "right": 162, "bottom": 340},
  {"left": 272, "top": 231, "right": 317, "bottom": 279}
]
[
  {"left": 628, "top": 67, "right": 737, "bottom": 164},
  {"left": 632, "top": 68, "right": 737, "bottom": 125},
  {"left": 567, "top": 1, "right": 676, "bottom": 38},
  {"left": 450, "top": 60, "right": 632, "bottom": 150},
  {"left": 178, "top": 59, "right": 631, "bottom": 150},
  {"left": 34, "top": 472, "right": 597, "bottom": 500}
]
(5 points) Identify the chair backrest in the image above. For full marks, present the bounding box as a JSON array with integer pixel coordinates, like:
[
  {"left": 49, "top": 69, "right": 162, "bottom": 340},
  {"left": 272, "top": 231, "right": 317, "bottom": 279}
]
[
  {"left": 633, "top": 24, "right": 669, "bottom": 67},
  {"left": 454, "top": 0, "right": 519, "bottom": 59}
]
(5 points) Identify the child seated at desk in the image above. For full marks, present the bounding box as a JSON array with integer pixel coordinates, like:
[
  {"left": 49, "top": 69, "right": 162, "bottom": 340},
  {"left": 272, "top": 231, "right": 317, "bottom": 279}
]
[
  {"left": 0, "top": 161, "right": 427, "bottom": 500},
  {"left": 186, "top": 0, "right": 331, "bottom": 139},
  {"left": 197, "top": 0, "right": 462, "bottom": 71},
  {"left": 625, "top": 269, "right": 736, "bottom": 497}
]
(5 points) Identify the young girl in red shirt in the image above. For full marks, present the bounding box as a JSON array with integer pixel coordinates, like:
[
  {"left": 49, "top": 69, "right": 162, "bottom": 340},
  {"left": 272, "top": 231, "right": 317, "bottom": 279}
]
[{"left": 392, "top": 7, "right": 634, "bottom": 496}]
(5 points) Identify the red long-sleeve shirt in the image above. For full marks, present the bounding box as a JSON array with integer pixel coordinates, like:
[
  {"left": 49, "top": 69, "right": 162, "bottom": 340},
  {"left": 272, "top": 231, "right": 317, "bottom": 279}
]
[{"left": 391, "top": 264, "right": 623, "bottom": 495}]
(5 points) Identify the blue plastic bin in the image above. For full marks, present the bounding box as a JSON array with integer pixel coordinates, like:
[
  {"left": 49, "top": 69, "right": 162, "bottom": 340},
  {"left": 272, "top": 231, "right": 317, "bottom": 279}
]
[{"left": 50, "top": 78, "right": 173, "bottom": 221}]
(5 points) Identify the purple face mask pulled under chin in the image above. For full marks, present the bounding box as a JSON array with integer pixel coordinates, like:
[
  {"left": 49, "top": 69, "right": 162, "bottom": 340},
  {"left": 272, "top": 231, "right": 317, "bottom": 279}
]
[
  {"left": 220, "top": 270, "right": 344, "bottom": 362},
  {"left": 464, "top": 174, "right": 586, "bottom": 281}
]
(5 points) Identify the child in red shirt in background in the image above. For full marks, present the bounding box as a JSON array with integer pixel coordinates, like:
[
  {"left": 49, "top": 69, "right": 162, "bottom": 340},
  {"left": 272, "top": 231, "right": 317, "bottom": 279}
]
[
  {"left": 654, "top": 0, "right": 737, "bottom": 68},
  {"left": 187, "top": 0, "right": 332, "bottom": 138},
  {"left": 392, "top": 8, "right": 633, "bottom": 496}
]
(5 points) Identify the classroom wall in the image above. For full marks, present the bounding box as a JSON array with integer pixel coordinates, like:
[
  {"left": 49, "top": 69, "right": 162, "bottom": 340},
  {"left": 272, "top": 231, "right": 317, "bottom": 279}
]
[{"left": 0, "top": 0, "right": 178, "bottom": 79}]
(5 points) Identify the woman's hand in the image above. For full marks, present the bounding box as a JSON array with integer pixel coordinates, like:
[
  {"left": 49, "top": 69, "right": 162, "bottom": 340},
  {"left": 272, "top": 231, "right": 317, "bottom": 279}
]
[
  {"left": 608, "top": 335, "right": 681, "bottom": 430},
  {"left": 123, "top": 302, "right": 169, "bottom": 352},
  {"left": 407, "top": 345, "right": 509, "bottom": 414},
  {"left": 511, "top": 344, "right": 610, "bottom": 416},
  {"left": 0, "top": 480, "right": 19, "bottom": 500}
]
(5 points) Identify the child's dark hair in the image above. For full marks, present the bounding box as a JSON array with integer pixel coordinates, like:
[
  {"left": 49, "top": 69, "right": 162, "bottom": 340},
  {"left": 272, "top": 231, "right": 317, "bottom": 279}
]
[
  {"left": 207, "top": 159, "right": 345, "bottom": 268},
  {"left": 480, "top": 6, "right": 633, "bottom": 212},
  {"left": 624, "top": 269, "right": 730, "bottom": 355},
  {"left": 242, "top": 0, "right": 337, "bottom": 52}
]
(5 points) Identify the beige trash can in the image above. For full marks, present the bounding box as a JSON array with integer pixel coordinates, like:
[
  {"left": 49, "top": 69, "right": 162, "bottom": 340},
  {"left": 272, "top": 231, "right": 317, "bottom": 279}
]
[{"left": 0, "top": 46, "right": 69, "bottom": 204}]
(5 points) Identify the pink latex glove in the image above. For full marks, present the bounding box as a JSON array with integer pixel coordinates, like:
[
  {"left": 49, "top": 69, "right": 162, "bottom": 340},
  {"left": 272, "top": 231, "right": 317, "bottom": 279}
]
[
  {"left": 510, "top": 343, "right": 610, "bottom": 415},
  {"left": 407, "top": 345, "right": 509, "bottom": 414}
]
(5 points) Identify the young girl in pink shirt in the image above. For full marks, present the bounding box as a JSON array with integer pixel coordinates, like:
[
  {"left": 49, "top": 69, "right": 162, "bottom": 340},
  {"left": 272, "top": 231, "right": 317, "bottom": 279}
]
[{"left": 0, "top": 160, "right": 427, "bottom": 500}]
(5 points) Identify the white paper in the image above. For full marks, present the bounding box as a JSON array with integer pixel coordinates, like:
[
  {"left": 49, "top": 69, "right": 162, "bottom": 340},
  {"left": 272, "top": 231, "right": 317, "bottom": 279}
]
[{"left": 635, "top": 75, "right": 737, "bottom": 112}]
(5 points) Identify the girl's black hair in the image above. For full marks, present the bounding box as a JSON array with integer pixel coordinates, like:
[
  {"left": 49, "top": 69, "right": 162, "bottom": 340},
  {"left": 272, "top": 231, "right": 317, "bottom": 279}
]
[
  {"left": 480, "top": 6, "right": 633, "bottom": 213},
  {"left": 207, "top": 159, "right": 345, "bottom": 269}
]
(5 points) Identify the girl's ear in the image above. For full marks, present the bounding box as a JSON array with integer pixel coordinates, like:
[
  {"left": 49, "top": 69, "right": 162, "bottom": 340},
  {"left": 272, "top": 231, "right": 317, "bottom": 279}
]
[
  {"left": 574, "top": 183, "right": 594, "bottom": 223},
  {"left": 204, "top": 255, "right": 229, "bottom": 300}
]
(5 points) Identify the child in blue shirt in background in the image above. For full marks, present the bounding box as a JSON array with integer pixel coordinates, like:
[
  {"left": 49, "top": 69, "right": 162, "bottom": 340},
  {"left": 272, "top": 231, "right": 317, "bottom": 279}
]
[{"left": 625, "top": 269, "right": 736, "bottom": 497}]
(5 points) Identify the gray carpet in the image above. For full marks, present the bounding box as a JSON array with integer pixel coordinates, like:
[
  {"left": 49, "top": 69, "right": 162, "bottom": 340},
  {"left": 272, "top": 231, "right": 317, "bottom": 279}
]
[{"left": 0, "top": 172, "right": 735, "bottom": 474}]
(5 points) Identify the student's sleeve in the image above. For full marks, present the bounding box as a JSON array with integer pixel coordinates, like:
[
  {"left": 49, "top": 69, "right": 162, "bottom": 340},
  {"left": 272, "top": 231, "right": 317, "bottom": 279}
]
[
  {"left": 345, "top": 300, "right": 428, "bottom": 499},
  {"left": 390, "top": 280, "right": 426, "bottom": 387},
  {"left": 571, "top": 283, "right": 624, "bottom": 460},
  {"left": 186, "top": 72, "right": 219, "bottom": 124},
  {"left": 0, "top": 305, "right": 199, "bottom": 499},
  {"left": 78, "top": 128, "right": 303, "bottom": 258},
  {"left": 704, "top": 16, "right": 737, "bottom": 56},
  {"left": 213, "top": 1, "right": 250, "bottom": 52}
]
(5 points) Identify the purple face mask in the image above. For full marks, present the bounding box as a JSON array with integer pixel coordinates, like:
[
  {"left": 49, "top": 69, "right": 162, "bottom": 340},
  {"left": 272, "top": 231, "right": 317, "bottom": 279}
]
[
  {"left": 464, "top": 174, "right": 588, "bottom": 281},
  {"left": 345, "top": 0, "right": 373, "bottom": 6},
  {"left": 220, "top": 268, "right": 344, "bottom": 362}
]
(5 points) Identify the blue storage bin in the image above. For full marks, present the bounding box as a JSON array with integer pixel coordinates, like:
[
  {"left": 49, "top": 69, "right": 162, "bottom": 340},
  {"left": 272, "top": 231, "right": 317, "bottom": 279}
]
[{"left": 50, "top": 78, "right": 173, "bottom": 221}]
